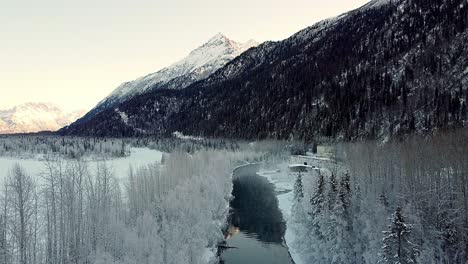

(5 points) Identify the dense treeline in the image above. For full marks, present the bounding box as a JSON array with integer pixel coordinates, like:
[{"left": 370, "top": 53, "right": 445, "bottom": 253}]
[
  {"left": 0, "top": 147, "right": 266, "bottom": 264},
  {"left": 0, "top": 136, "right": 129, "bottom": 158},
  {"left": 62, "top": 0, "right": 468, "bottom": 140},
  {"left": 291, "top": 129, "right": 468, "bottom": 263},
  {"left": 0, "top": 135, "right": 245, "bottom": 159}
]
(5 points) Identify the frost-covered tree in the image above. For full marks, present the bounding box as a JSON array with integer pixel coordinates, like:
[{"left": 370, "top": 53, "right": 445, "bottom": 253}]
[
  {"left": 0, "top": 215, "right": 6, "bottom": 264},
  {"left": 328, "top": 173, "right": 338, "bottom": 210},
  {"left": 380, "top": 207, "right": 419, "bottom": 264},
  {"left": 289, "top": 130, "right": 468, "bottom": 262},
  {"left": 323, "top": 173, "right": 354, "bottom": 264},
  {"left": 300, "top": 171, "right": 329, "bottom": 263},
  {"left": 0, "top": 183, "right": 9, "bottom": 264},
  {"left": 338, "top": 173, "right": 351, "bottom": 211},
  {"left": 293, "top": 172, "right": 304, "bottom": 201},
  {"left": 7, "top": 164, "right": 37, "bottom": 264},
  {"left": 292, "top": 171, "right": 308, "bottom": 235},
  {"left": 380, "top": 191, "right": 390, "bottom": 209},
  {"left": 308, "top": 172, "right": 325, "bottom": 239}
]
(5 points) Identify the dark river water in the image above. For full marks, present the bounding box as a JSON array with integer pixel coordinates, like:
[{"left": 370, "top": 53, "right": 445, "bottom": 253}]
[{"left": 219, "top": 174, "right": 294, "bottom": 264}]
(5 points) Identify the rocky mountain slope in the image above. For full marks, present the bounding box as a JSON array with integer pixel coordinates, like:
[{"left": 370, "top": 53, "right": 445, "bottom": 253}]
[
  {"left": 80, "top": 34, "right": 257, "bottom": 121},
  {"left": 0, "top": 103, "right": 85, "bottom": 134},
  {"left": 61, "top": 0, "right": 468, "bottom": 140}
]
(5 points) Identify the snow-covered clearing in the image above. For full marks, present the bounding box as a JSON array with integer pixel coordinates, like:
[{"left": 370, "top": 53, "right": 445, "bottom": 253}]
[{"left": 0, "top": 147, "right": 163, "bottom": 182}]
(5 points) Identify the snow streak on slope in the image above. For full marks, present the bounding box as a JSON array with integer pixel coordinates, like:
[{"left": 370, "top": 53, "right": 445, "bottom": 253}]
[
  {"left": 0, "top": 103, "right": 85, "bottom": 134},
  {"left": 91, "top": 33, "right": 258, "bottom": 115},
  {"left": 115, "top": 108, "right": 146, "bottom": 134}
]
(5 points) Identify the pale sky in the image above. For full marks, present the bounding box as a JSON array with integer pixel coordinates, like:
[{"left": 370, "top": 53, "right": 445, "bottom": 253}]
[{"left": 1, "top": 0, "right": 370, "bottom": 112}]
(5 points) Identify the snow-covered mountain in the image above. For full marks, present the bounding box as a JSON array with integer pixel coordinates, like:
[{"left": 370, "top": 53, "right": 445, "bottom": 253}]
[
  {"left": 84, "top": 33, "right": 258, "bottom": 119},
  {"left": 61, "top": 0, "right": 468, "bottom": 139},
  {"left": 0, "top": 103, "right": 85, "bottom": 134}
]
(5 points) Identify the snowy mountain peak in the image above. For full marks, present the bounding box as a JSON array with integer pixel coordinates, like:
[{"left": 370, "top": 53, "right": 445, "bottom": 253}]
[
  {"left": 83, "top": 34, "right": 258, "bottom": 120},
  {"left": 13, "top": 102, "right": 61, "bottom": 112},
  {"left": 0, "top": 103, "right": 85, "bottom": 134},
  {"left": 207, "top": 32, "right": 230, "bottom": 43},
  {"left": 180, "top": 33, "right": 258, "bottom": 72}
]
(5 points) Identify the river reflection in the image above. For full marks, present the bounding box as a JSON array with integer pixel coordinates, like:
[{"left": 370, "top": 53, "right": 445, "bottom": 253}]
[{"left": 220, "top": 174, "right": 294, "bottom": 264}]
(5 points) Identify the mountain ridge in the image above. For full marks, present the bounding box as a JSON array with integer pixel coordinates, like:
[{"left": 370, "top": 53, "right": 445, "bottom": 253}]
[
  {"left": 0, "top": 103, "right": 85, "bottom": 134},
  {"left": 79, "top": 34, "right": 258, "bottom": 123},
  {"left": 60, "top": 0, "right": 468, "bottom": 140}
]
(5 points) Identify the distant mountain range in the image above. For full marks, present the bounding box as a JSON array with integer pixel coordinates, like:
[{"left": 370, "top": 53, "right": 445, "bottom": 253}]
[
  {"left": 61, "top": 0, "right": 468, "bottom": 140},
  {"left": 77, "top": 34, "right": 258, "bottom": 123},
  {"left": 0, "top": 103, "right": 84, "bottom": 134}
]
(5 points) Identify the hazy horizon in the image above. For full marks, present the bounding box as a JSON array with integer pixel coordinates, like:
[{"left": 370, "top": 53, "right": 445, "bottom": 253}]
[{"left": 2, "top": 0, "right": 370, "bottom": 112}]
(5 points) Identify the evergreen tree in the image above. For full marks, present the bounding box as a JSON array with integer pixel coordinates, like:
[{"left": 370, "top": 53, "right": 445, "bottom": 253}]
[
  {"left": 338, "top": 173, "right": 351, "bottom": 211},
  {"left": 328, "top": 173, "right": 338, "bottom": 210},
  {"left": 308, "top": 172, "right": 325, "bottom": 239},
  {"left": 325, "top": 173, "right": 354, "bottom": 263},
  {"left": 380, "top": 191, "right": 390, "bottom": 208},
  {"left": 294, "top": 172, "right": 304, "bottom": 201},
  {"left": 380, "top": 207, "right": 419, "bottom": 264},
  {"left": 292, "top": 171, "right": 307, "bottom": 228}
]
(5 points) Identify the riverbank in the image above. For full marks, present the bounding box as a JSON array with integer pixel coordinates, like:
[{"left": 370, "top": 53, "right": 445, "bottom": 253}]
[
  {"left": 218, "top": 161, "right": 294, "bottom": 264},
  {"left": 258, "top": 165, "right": 304, "bottom": 264},
  {"left": 259, "top": 150, "right": 347, "bottom": 264}
]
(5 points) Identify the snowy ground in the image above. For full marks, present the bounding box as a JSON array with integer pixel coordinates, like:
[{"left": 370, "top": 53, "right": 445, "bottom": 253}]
[
  {"left": 1, "top": 147, "right": 313, "bottom": 263},
  {"left": 0, "top": 156, "right": 44, "bottom": 183},
  {"left": 258, "top": 165, "right": 305, "bottom": 264},
  {"left": 0, "top": 147, "right": 163, "bottom": 182},
  {"left": 258, "top": 154, "right": 334, "bottom": 264}
]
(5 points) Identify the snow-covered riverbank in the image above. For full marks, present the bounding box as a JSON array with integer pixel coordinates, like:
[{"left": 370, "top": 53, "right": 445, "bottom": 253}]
[
  {"left": 258, "top": 154, "right": 333, "bottom": 264},
  {"left": 259, "top": 164, "right": 305, "bottom": 264}
]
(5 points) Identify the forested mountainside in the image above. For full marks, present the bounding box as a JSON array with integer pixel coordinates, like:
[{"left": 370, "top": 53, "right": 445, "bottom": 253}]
[{"left": 61, "top": 0, "right": 468, "bottom": 140}]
